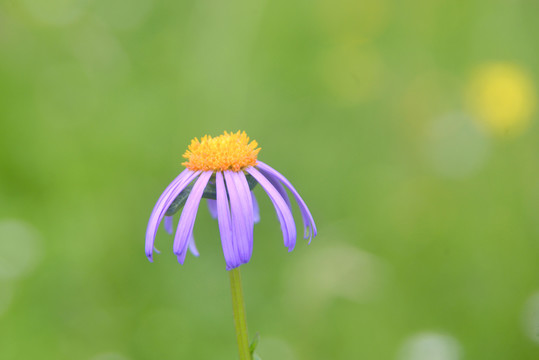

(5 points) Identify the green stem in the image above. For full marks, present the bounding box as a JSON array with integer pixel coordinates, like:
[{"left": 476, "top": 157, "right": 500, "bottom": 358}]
[{"left": 229, "top": 267, "right": 252, "bottom": 360}]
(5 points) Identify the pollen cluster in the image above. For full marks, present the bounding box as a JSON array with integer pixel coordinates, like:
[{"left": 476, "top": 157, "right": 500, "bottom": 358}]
[{"left": 182, "top": 131, "right": 260, "bottom": 172}]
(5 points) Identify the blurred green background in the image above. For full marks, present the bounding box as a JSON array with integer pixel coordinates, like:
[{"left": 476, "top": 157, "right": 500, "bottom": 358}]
[{"left": 1, "top": 0, "right": 539, "bottom": 359}]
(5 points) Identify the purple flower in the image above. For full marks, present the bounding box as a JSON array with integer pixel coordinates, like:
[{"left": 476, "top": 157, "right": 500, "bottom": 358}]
[{"left": 145, "top": 131, "right": 317, "bottom": 270}]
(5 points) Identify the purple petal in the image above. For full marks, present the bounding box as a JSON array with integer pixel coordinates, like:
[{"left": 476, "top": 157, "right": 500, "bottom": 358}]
[
  {"left": 188, "top": 234, "right": 200, "bottom": 257},
  {"left": 252, "top": 192, "right": 260, "bottom": 224},
  {"left": 216, "top": 172, "right": 240, "bottom": 270},
  {"left": 164, "top": 216, "right": 174, "bottom": 234},
  {"left": 246, "top": 167, "right": 296, "bottom": 251},
  {"left": 259, "top": 169, "right": 291, "bottom": 210},
  {"left": 207, "top": 199, "right": 218, "bottom": 219},
  {"left": 257, "top": 161, "right": 317, "bottom": 242},
  {"left": 224, "top": 171, "right": 254, "bottom": 263},
  {"left": 163, "top": 211, "right": 198, "bottom": 257},
  {"left": 173, "top": 171, "right": 213, "bottom": 263},
  {"left": 145, "top": 169, "right": 201, "bottom": 262}
]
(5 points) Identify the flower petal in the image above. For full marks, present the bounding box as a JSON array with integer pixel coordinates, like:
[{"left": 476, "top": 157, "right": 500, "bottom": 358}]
[
  {"left": 173, "top": 171, "right": 213, "bottom": 263},
  {"left": 252, "top": 192, "right": 260, "bottom": 224},
  {"left": 246, "top": 167, "right": 296, "bottom": 251},
  {"left": 224, "top": 171, "right": 254, "bottom": 263},
  {"left": 216, "top": 172, "right": 240, "bottom": 269},
  {"left": 145, "top": 169, "right": 200, "bottom": 261},
  {"left": 259, "top": 168, "right": 292, "bottom": 210},
  {"left": 164, "top": 209, "right": 199, "bottom": 257},
  {"left": 257, "top": 161, "right": 317, "bottom": 242},
  {"left": 207, "top": 199, "right": 218, "bottom": 219},
  {"left": 188, "top": 234, "right": 200, "bottom": 257},
  {"left": 164, "top": 216, "right": 174, "bottom": 234}
]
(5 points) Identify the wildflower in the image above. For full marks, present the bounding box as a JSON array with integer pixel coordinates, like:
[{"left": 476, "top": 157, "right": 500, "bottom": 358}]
[
  {"left": 467, "top": 62, "right": 536, "bottom": 136},
  {"left": 145, "top": 131, "right": 317, "bottom": 270}
]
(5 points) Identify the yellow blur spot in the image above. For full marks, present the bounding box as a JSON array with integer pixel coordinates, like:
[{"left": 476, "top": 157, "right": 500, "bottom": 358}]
[
  {"left": 467, "top": 63, "right": 536, "bottom": 136},
  {"left": 182, "top": 131, "right": 260, "bottom": 172}
]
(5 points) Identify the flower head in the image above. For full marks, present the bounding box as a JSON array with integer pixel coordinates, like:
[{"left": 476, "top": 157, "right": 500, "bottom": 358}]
[
  {"left": 182, "top": 131, "right": 260, "bottom": 172},
  {"left": 145, "top": 131, "right": 317, "bottom": 270}
]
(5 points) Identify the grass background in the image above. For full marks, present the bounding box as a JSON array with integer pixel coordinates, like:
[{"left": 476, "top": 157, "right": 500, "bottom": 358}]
[{"left": 1, "top": 0, "right": 538, "bottom": 359}]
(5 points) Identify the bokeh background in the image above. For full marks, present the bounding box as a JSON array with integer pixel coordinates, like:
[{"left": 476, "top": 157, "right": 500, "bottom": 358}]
[{"left": 1, "top": 0, "right": 539, "bottom": 359}]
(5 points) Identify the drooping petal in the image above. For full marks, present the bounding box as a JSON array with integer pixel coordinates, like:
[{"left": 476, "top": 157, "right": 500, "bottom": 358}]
[
  {"left": 224, "top": 171, "right": 254, "bottom": 263},
  {"left": 164, "top": 216, "right": 198, "bottom": 257},
  {"left": 164, "top": 216, "right": 174, "bottom": 234},
  {"left": 207, "top": 199, "right": 218, "bottom": 219},
  {"left": 216, "top": 172, "right": 240, "bottom": 270},
  {"left": 259, "top": 168, "right": 291, "bottom": 210},
  {"left": 188, "top": 234, "right": 200, "bottom": 257},
  {"left": 246, "top": 167, "right": 296, "bottom": 251},
  {"left": 252, "top": 192, "right": 260, "bottom": 224},
  {"left": 173, "top": 171, "right": 213, "bottom": 263},
  {"left": 235, "top": 173, "right": 256, "bottom": 253},
  {"left": 145, "top": 169, "right": 201, "bottom": 261},
  {"left": 256, "top": 161, "right": 317, "bottom": 242}
]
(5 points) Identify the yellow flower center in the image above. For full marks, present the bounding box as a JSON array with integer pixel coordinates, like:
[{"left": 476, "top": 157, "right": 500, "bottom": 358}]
[{"left": 182, "top": 131, "right": 260, "bottom": 172}]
